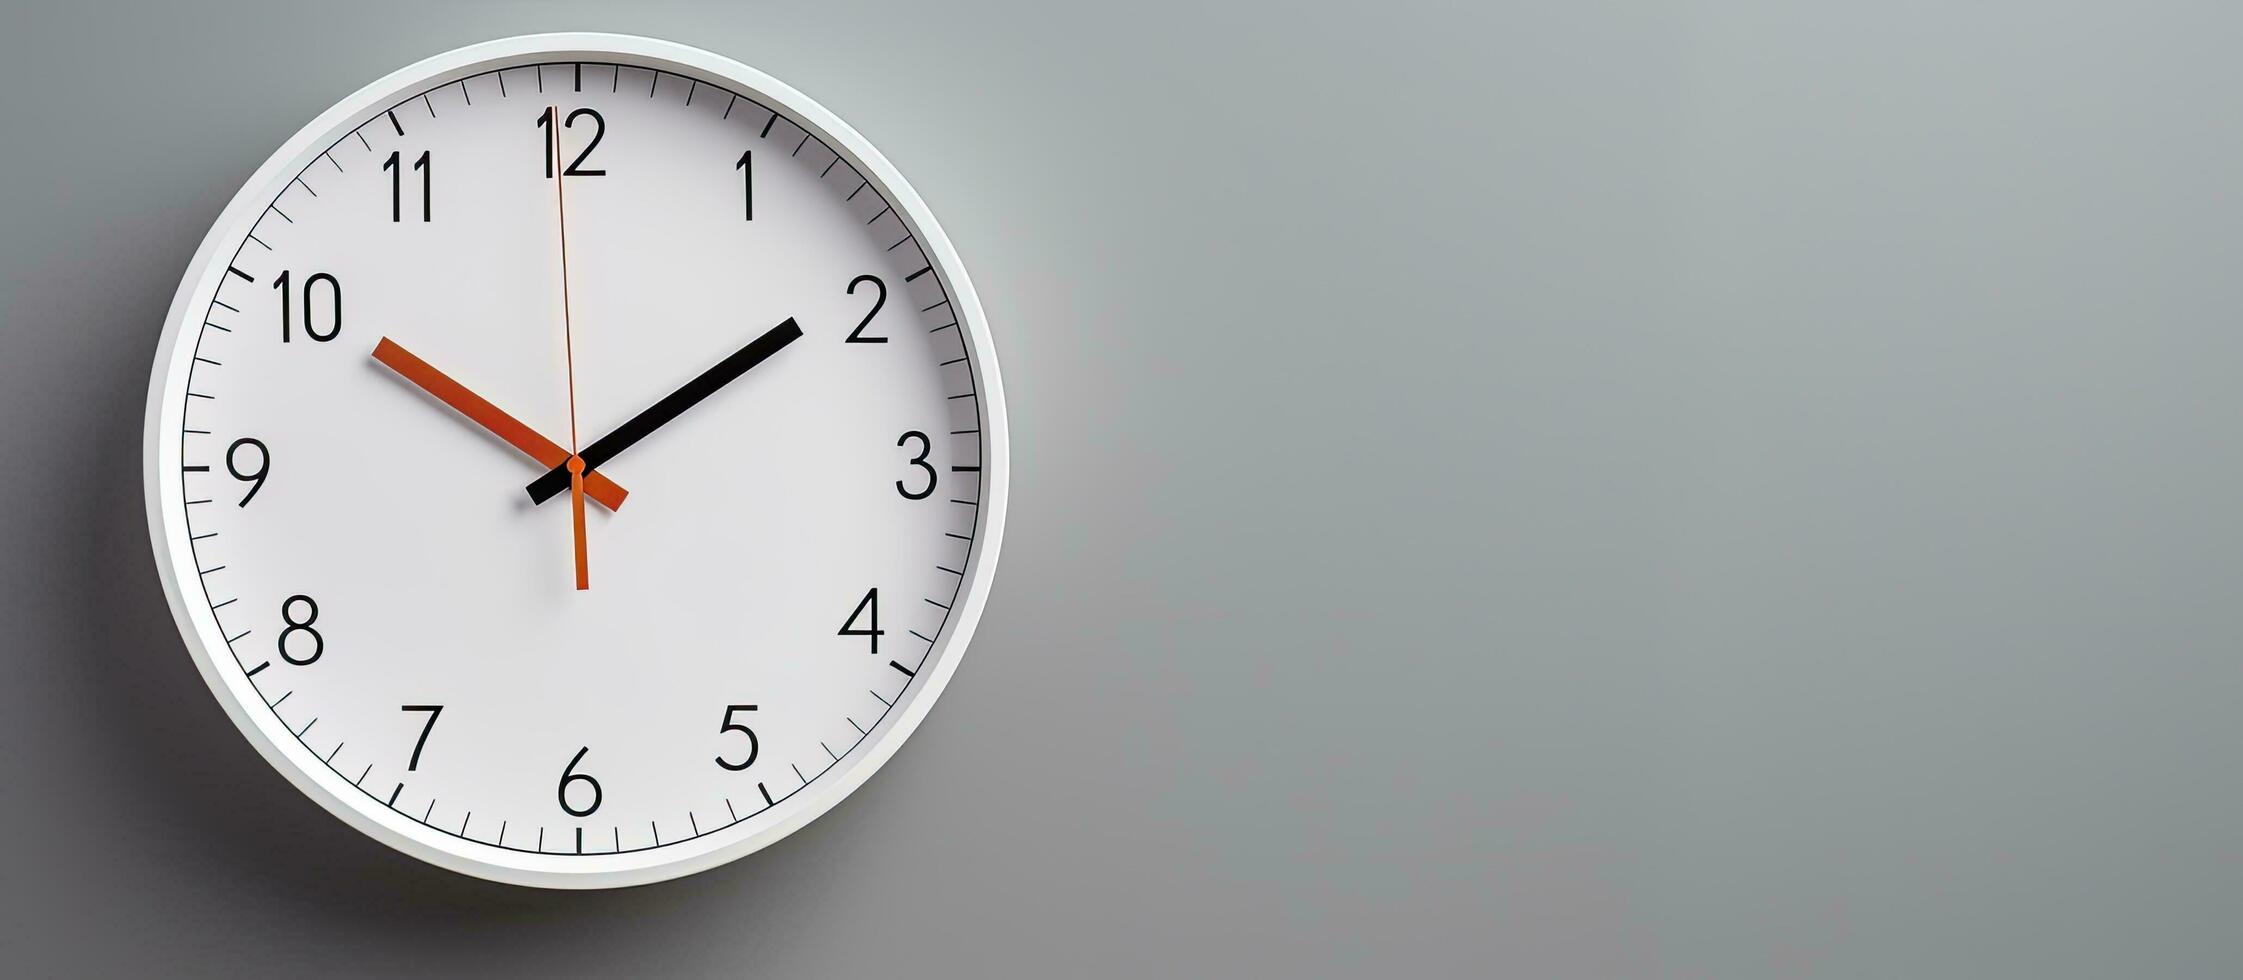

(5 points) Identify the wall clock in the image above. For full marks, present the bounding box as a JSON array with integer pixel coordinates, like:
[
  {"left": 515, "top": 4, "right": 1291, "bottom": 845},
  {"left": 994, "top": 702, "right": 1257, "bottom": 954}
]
[{"left": 141, "top": 33, "right": 1007, "bottom": 888}]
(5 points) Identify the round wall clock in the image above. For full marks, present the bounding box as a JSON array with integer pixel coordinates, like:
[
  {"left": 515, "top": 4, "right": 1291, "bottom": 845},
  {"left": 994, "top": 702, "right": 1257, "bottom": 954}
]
[{"left": 141, "top": 34, "right": 1007, "bottom": 888}]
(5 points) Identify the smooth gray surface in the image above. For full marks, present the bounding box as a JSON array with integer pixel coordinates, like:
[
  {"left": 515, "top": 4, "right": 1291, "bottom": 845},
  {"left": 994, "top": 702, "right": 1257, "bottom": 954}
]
[{"left": 5, "top": 1, "right": 2242, "bottom": 976}]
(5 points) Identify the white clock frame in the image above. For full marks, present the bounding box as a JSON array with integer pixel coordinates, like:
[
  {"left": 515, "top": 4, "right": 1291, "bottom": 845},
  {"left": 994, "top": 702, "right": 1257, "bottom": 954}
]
[{"left": 141, "top": 33, "right": 1008, "bottom": 888}]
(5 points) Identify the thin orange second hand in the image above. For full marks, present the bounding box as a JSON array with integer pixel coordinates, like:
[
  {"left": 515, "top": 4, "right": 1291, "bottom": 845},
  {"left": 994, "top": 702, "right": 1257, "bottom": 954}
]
[{"left": 552, "top": 105, "right": 588, "bottom": 590}]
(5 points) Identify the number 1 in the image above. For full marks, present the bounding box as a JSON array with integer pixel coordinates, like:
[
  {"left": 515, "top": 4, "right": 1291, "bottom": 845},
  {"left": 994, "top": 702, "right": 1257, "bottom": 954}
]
[{"left": 736, "top": 149, "right": 753, "bottom": 220}]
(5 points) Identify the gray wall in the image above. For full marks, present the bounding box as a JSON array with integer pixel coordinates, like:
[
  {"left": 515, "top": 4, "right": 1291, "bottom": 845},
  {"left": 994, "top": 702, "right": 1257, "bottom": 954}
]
[{"left": 4, "top": 1, "right": 2241, "bottom": 976}]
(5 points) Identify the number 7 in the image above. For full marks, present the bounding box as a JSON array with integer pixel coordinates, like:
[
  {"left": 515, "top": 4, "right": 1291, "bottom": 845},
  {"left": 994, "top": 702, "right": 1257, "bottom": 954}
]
[{"left": 402, "top": 704, "right": 443, "bottom": 771}]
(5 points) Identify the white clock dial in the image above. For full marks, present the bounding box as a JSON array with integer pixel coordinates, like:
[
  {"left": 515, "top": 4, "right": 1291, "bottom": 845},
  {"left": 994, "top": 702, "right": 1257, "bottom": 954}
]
[{"left": 142, "top": 34, "right": 1007, "bottom": 888}]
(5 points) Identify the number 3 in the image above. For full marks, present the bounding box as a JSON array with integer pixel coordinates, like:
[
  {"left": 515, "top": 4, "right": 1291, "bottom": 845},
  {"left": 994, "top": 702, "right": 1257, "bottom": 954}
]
[{"left": 896, "top": 431, "right": 935, "bottom": 500}]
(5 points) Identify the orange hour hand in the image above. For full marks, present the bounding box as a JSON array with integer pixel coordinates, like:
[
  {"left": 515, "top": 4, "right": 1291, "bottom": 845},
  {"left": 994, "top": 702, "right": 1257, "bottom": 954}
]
[{"left": 372, "top": 337, "right": 630, "bottom": 511}]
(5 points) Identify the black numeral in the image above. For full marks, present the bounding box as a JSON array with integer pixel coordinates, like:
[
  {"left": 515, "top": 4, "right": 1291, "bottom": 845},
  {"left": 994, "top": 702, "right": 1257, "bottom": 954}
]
[
  {"left": 715, "top": 705, "right": 760, "bottom": 771},
  {"left": 225, "top": 437, "right": 268, "bottom": 506},
  {"left": 845, "top": 274, "right": 886, "bottom": 343},
  {"left": 896, "top": 431, "right": 936, "bottom": 500},
  {"left": 273, "top": 270, "right": 342, "bottom": 343},
  {"left": 736, "top": 149, "right": 753, "bottom": 220},
  {"left": 383, "top": 149, "right": 431, "bottom": 221},
  {"left": 402, "top": 705, "right": 442, "bottom": 771},
  {"left": 558, "top": 747, "right": 602, "bottom": 816},
  {"left": 278, "top": 594, "right": 322, "bottom": 666},
  {"left": 840, "top": 588, "right": 884, "bottom": 654},
  {"left": 538, "top": 107, "right": 607, "bottom": 177}
]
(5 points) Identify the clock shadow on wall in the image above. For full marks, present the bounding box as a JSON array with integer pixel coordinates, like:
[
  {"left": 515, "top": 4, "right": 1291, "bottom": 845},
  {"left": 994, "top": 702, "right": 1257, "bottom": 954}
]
[{"left": 37, "top": 199, "right": 869, "bottom": 943}]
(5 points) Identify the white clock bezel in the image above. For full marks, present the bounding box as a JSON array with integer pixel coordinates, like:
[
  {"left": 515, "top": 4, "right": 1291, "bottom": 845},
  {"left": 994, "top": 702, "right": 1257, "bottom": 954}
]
[{"left": 140, "top": 33, "right": 1008, "bottom": 889}]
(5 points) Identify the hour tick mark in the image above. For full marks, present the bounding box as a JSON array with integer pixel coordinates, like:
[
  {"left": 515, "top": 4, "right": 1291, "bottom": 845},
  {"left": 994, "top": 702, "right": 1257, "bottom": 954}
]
[
  {"left": 890, "top": 659, "right": 917, "bottom": 678},
  {"left": 760, "top": 112, "right": 777, "bottom": 138},
  {"left": 386, "top": 109, "right": 403, "bottom": 136},
  {"left": 387, "top": 783, "right": 402, "bottom": 807},
  {"left": 225, "top": 265, "right": 254, "bottom": 283},
  {"left": 759, "top": 783, "right": 774, "bottom": 806},
  {"left": 905, "top": 265, "right": 933, "bottom": 282},
  {"left": 244, "top": 661, "right": 268, "bottom": 676}
]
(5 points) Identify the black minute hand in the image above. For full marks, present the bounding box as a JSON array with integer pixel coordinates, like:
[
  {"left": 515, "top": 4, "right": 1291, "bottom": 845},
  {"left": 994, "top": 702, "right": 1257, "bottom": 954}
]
[{"left": 526, "top": 317, "right": 803, "bottom": 504}]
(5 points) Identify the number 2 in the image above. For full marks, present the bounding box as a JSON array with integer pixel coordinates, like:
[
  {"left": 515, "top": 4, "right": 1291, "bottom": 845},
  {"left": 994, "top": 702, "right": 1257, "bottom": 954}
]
[{"left": 845, "top": 275, "right": 886, "bottom": 343}]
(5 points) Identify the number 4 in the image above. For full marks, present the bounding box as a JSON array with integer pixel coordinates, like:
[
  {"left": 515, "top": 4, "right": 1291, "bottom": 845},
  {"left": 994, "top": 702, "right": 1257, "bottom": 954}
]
[{"left": 840, "top": 588, "right": 883, "bottom": 654}]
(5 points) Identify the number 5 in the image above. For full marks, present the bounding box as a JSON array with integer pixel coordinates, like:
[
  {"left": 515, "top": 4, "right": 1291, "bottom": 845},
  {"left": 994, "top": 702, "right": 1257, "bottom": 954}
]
[{"left": 715, "top": 705, "right": 760, "bottom": 771}]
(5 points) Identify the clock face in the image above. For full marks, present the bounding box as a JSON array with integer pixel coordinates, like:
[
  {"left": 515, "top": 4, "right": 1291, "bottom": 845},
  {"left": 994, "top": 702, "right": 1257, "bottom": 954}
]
[{"left": 142, "top": 35, "right": 1006, "bottom": 888}]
